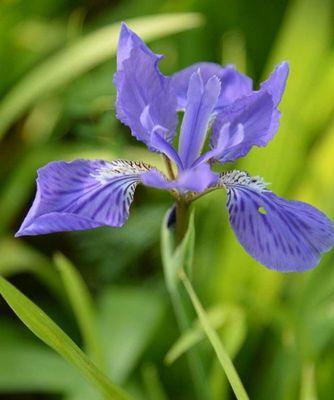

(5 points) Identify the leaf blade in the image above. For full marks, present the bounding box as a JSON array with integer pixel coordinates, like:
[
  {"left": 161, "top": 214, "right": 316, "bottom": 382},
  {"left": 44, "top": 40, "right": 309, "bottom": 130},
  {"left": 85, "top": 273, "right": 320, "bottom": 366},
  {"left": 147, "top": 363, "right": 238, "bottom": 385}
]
[
  {"left": 0, "top": 276, "right": 132, "bottom": 400},
  {"left": 0, "top": 13, "right": 204, "bottom": 138}
]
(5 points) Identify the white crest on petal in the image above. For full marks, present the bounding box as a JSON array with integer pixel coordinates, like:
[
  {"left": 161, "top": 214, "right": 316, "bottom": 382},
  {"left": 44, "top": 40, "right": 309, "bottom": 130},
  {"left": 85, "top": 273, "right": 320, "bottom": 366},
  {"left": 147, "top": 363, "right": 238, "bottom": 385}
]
[
  {"left": 90, "top": 159, "right": 152, "bottom": 184},
  {"left": 219, "top": 170, "right": 269, "bottom": 192}
]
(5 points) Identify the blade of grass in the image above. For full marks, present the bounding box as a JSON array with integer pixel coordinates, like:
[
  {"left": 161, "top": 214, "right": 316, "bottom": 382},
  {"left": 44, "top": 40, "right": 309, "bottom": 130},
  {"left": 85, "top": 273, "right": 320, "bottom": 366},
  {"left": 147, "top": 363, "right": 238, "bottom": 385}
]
[
  {"left": 141, "top": 363, "right": 168, "bottom": 400},
  {"left": 0, "top": 238, "right": 63, "bottom": 299},
  {"left": 54, "top": 252, "right": 104, "bottom": 368},
  {"left": 0, "top": 13, "right": 204, "bottom": 138},
  {"left": 300, "top": 362, "right": 318, "bottom": 400},
  {"left": 178, "top": 269, "right": 249, "bottom": 400},
  {"left": 165, "top": 307, "right": 228, "bottom": 365},
  {"left": 0, "top": 276, "right": 132, "bottom": 400}
]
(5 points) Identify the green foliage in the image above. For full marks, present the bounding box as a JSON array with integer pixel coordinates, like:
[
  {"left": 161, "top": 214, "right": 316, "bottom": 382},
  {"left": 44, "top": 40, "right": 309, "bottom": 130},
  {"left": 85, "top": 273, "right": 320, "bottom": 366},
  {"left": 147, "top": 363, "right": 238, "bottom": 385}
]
[
  {"left": 0, "top": 276, "right": 133, "bottom": 400},
  {"left": 0, "top": 0, "right": 334, "bottom": 399}
]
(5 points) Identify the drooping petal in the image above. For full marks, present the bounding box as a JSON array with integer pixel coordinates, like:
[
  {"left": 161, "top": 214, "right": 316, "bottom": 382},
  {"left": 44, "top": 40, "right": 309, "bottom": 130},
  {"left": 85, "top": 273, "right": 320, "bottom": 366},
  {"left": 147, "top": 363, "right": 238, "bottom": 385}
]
[
  {"left": 16, "top": 159, "right": 162, "bottom": 236},
  {"left": 178, "top": 71, "right": 221, "bottom": 168},
  {"left": 171, "top": 62, "right": 252, "bottom": 110},
  {"left": 211, "top": 91, "right": 276, "bottom": 163},
  {"left": 114, "top": 23, "right": 177, "bottom": 149},
  {"left": 220, "top": 170, "right": 334, "bottom": 272}
]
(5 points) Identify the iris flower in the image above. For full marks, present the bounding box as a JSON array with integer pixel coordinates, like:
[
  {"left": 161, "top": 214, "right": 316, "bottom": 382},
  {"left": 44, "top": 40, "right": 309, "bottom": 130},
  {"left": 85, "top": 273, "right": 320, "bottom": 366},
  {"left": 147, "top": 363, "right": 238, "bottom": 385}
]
[{"left": 16, "top": 23, "right": 334, "bottom": 272}]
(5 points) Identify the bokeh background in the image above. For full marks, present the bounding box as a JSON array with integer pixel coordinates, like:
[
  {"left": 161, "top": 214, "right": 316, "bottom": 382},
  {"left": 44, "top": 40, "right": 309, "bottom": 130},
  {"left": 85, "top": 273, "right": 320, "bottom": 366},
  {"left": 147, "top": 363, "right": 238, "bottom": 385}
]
[{"left": 1, "top": 0, "right": 334, "bottom": 399}]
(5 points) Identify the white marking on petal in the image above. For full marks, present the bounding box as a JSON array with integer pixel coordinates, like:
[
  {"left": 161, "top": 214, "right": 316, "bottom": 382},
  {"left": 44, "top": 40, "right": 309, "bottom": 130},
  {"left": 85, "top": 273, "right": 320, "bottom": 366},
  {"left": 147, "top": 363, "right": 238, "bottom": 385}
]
[
  {"left": 219, "top": 170, "right": 269, "bottom": 192},
  {"left": 90, "top": 159, "right": 152, "bottom": 184}
]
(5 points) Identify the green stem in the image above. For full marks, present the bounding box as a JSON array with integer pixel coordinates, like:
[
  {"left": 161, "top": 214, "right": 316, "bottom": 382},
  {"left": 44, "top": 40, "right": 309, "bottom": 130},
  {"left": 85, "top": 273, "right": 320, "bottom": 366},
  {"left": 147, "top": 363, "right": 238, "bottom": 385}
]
[
  {"left": 179, "top": 269, "right": 250, "bottom": 400},
  {"left": 176, "top": 200, "right": 190, "bottom": 243},
  {"left": 162, "top": 200, "right": 211, "bottom": 400}
]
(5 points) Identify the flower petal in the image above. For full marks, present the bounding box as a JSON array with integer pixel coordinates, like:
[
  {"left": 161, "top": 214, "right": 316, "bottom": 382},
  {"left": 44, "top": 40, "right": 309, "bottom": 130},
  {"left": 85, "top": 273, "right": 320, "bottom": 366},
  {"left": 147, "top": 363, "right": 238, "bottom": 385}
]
[
  {"left": 211, "top": 91, "right": 276, "bottom": 163},
  {"left": 114, "top": 23, "right": 177, "bottom": 149},
  {"left": 220, "top": 170, "right": 334, "bottom": 272},
  {"left": 260, "top": 61, "right": 289, "bottom": 107},
  {"left": 16, "top": 159, "right": 159, "bottom": 236},
  {"left": 141, "top": 162, "right": 217, "bottom": 193},
  {"left": 174, "top": 163, "right": 218, "bottom": 193},
  {"left": 171, "top": 62, "right": 252, "bottom": 110},
  {"left": 178, "top": 71, "right": 221, "bottom": 168}
]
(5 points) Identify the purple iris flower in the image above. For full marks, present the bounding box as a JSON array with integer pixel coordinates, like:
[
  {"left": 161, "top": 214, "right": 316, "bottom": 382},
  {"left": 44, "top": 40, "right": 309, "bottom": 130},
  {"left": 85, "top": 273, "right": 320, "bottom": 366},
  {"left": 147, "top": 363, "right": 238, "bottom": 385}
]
[{"left": 16, "top": 23, "right": 334, "bottom": 273}]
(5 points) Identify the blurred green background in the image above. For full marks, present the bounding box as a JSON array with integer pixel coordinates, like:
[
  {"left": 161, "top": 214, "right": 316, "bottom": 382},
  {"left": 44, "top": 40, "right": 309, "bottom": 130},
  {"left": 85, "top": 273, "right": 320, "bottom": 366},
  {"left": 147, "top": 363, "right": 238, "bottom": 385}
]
[{"left": 0, "top": 0, "right": 334, "bottom": 399}]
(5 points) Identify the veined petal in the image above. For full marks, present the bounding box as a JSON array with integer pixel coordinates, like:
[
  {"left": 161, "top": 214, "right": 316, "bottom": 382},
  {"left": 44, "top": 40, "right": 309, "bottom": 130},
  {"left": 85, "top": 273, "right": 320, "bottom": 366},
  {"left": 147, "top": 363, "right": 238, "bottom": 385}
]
[
  {"left": 114, "top": 23, "right": 177, "bottom": 149},
  {"left": 16, "top": 159, "right": 161, "bottom": 236},
  {"left": 171, "top": 62, "right": 252, "bottom": 110},
  {"left": 211, "top": 91, "right": 276, "bottom": 163},
  {"left": 178, "top": 71, "right": 221, "bottom": 168},
  {"left": 219, "top": 170, "right": 334, "bottom": 272}
]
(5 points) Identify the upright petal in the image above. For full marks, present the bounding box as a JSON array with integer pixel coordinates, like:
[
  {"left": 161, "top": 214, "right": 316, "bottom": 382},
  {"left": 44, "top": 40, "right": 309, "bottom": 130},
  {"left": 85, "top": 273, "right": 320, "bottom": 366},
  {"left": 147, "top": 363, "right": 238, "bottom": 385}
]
[
  {"left": 219, "top": 170, "right": 334, "bottom": 272},
  {"left": 16, "top": 159, "right": 162, "bottom": 236},
  {"left": 178, "top": 71, "right": 221, "bottom": 168},
  {"left": 211, "top": 91, "right": 276, "bottom": 163},
  {"left": 114, "top": 23, "right": 177, "bottom": 149},
  {"left": 171, "top": 62, "right": 252, "bottom": 110},
  {"left": 260, "top": 61, "right": 289, "bottom": 107}
]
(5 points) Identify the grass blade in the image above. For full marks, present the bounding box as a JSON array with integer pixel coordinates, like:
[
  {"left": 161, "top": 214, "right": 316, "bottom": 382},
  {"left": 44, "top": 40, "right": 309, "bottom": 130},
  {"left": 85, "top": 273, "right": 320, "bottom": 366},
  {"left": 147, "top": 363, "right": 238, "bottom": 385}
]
[
  {"left": 178, "top": 270, "right": 249, "bottom": 400},
  {"left": 0, "top": 13, "right": 204, "bottom": 138},
  {"left": 165, "top": 307, "right": 228, "bottom": 365},
  {"left": 0, "top": 276, "right": 132, "bottom": 400},
  {"left": 54, "top": 253, "right": 104, "bottom": 368}
]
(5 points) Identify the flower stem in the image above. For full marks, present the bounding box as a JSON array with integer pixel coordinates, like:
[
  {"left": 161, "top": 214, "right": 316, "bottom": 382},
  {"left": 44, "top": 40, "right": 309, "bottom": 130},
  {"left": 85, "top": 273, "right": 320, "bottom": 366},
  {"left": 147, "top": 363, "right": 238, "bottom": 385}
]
[
  {"left": 178, "top": 268, "right": 250, "bottom": 400},
  {"left": 176, "top": 200, "right": 190, "bottom": 243}
]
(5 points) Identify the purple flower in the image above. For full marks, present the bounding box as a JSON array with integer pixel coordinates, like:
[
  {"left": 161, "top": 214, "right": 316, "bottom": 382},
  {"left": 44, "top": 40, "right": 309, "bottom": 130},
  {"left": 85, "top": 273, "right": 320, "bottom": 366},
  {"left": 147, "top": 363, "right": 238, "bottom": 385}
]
[{"left": 16, "top": 23, "right": 334, "bottom": 273}]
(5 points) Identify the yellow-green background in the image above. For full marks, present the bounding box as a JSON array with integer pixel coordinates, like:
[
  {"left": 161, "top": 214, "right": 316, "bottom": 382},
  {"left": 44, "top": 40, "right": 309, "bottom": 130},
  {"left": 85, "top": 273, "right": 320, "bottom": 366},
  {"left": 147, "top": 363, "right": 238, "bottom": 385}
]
[{"left": 0, "top": 0, "right": 334, "bottom": 398}]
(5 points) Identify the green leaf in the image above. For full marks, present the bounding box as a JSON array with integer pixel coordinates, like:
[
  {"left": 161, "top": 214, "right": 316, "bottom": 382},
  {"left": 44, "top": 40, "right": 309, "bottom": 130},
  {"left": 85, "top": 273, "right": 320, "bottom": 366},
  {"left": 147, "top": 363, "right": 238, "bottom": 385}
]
[
  {"left": 165, "top": 216, "right": 249, "bottom": 400},
  {"left": 300, "top": 362, "right": 318, "bottom": 400},
  {"left": 179, "top": 269, "right": 249, "bottom": 400},
  {"left": 165, "top": 305, "right": 246, "bottom": 365},
  {"left": 0, "top": 321, "right": 78, "bottom": 394},
  {"left": 141, "top": 363, "right": 168, "bottom": 400},
  {"left": 161, "top": 209, "right": 211, "bottom": 400},
  {"left": 0, "top": 276, "right": 133, "bottom": 400},
  {"left": 0, "top": 238, "right": 62, "bottom": 299},
  {"left": 54, "top": 252, "right": 104, "bottom": 367},
  {"left": 0, "top": 13, "right": 204, "bottom": 138},
  {"left": 97, "top": 286, "right": 165, "bottom": 384}
]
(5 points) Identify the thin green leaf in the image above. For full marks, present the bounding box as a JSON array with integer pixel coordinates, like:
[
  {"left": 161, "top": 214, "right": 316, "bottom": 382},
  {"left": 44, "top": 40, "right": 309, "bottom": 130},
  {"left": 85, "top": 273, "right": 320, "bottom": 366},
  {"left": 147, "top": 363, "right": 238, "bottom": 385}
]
[
  {"left": 141, "top": 363, "right": 168, "bottom": 400},
  {"left": 165, "top": 305, "right": 246, "bottom": 365},
  {"left": 97, "top": 286, "right": 165, "bottom": 384},
  {"left": 179, "top": 269, "right": 249, "bottom": 400},
  {"left": 0, "top": 321, "right": 77, "bottom": 394},
  {"left": 0, "top": 13, "right": 204, "bottom": 137},
  {"left": 300, "top": 363, "right": 318, "bottom": 400},
  {"left": 54, "top": 252, "right": 104, "bottom": 368},
  {"left": 0, "top": 238, "right": 62, "bottom": 299},
  {"left": 0, "top": 276, "right": 132, "bottom": 400}
]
